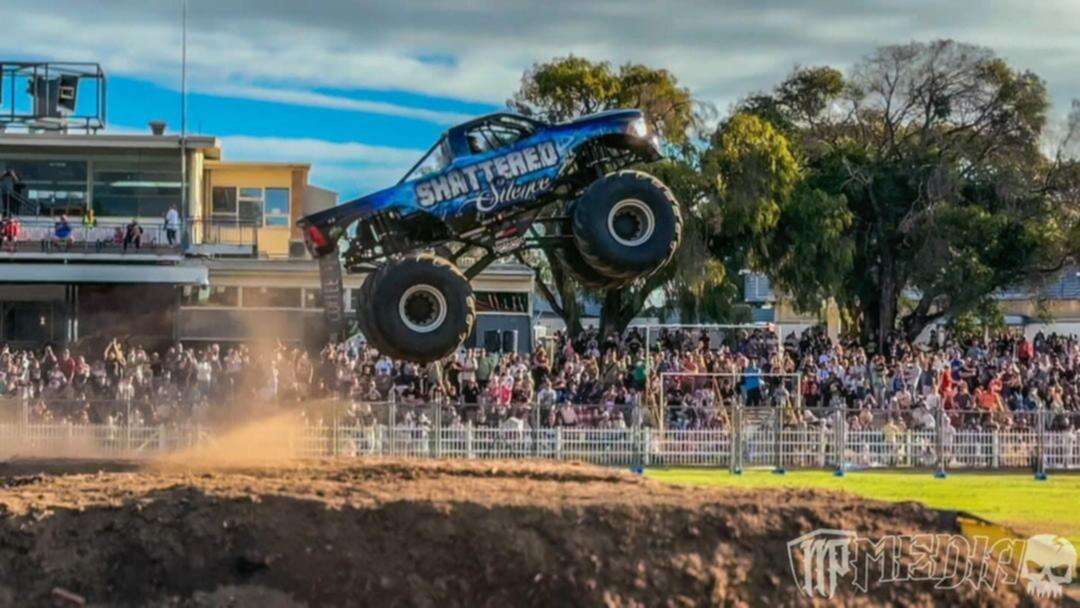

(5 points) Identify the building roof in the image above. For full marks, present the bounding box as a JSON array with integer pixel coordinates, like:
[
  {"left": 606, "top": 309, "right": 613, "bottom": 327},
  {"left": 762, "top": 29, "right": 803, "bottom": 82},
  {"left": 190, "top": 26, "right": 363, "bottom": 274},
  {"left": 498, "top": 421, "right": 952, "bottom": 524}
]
[
  {"left": 205, "top": 160, "right": 310, "bottom": 170},
  {"left": 997, "top": 268, "right": 1080, "bottom": 301},
  {"left": 0, "top": 261, "right": 208, "bottom": 285},
  {"left": 0, "top": 132, "right": 221, "bottom": 158}
]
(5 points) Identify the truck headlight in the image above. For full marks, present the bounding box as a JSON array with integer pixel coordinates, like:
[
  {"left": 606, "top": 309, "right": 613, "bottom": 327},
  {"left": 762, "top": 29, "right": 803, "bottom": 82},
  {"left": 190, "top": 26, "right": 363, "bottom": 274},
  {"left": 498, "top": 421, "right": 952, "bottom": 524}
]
[{"left": 629, "top": 117, "right": 649, "bottom": 139}]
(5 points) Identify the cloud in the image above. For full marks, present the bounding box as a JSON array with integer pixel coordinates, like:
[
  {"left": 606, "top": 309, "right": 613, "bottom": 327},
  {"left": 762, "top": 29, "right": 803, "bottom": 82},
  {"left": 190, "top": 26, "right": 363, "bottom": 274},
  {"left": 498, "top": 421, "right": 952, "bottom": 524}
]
[
  {"left": 201, "top": 85, "right": 469, "bottom": 125},
  {"left": 218, "top": 135, "right": 424, "bottom": 166},
  {"left": 4, "top": 0, "right": 1077, "bottom": 117},
  {"left": 213, "top": 134, "right": 424, "bottom": 196}
]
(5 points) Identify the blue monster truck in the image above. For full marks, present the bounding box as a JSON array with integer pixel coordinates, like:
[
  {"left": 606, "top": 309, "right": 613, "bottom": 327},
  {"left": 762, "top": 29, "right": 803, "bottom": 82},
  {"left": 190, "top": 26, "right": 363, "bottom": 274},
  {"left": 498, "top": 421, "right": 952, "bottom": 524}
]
[{"left": 299, "top": 109, "right": 682, "bottom": 362}]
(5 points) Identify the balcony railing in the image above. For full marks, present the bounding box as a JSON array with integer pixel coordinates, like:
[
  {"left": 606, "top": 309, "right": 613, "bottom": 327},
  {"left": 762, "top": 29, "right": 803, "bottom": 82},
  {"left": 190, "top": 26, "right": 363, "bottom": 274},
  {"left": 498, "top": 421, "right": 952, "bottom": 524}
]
[
  {"left": 0, "top": 216, "right": 183, "bottom": 256},
  {"left": 187, "top": 218, "right": 258, "bottom": 247},
  {"left": 0, "top": 215, "right": 266, "bottom": 257}
]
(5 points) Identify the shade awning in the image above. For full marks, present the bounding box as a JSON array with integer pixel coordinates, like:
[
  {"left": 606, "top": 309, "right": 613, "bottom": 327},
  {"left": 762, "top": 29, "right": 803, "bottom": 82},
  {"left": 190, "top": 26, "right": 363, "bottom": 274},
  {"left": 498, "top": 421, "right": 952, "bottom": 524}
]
[{"left": 0, "top": 263, "right": 208, "bottom": 285}]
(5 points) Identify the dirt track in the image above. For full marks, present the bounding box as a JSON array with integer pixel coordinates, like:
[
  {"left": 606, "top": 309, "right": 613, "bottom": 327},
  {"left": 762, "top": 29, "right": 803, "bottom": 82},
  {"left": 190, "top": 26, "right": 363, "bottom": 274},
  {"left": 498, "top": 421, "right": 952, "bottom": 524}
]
[{"left": 0, "top": 456, "right": 1062, "bottom": 607}]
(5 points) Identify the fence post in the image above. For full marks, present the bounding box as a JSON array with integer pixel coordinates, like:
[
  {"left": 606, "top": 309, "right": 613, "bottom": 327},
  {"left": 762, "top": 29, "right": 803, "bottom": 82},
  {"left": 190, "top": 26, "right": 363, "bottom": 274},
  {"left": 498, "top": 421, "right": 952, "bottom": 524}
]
[
  {"left": 431, "top": 402, "right": 441, "bottom": 459},
  {"left": 642, "top": 428, "right": 651, "bottom": 467},
  {"left": 819, "top": 424, "right": 827, "bottom": 469},
  {"left": 532, "top": 403, "right": 540, "bottom": 458},
  {"left": 991, "top": 430, "right": 1000, "bottom": 469},
  {"left": 555, "top": 427, "right": 564, "bottom": 461},
  {"left": 466, "top": 423, "right": 474, "bottom": 459},
  {"left": 834, "top": 407, "right": 846, "bottom": 477},
  {"left": 124, "top": 396, "right": 132, "bottom": 454},
  {"left": 772, "top": 406, "right": 785, "bottom": 475},
  {"left": 158, "top": 424, "right": 166, "bottom": 453},
  {"left": 329, "top": 401, "right": 338, "bottom": 458},
  {"left": 731, "top": 402, "right": 743, "bottom": 475},
  {"left": 1035, "top": 408, "right": 1048, "bottom": 481},
  {"left": 933, "top": 404, "right": 947, "bottom": 478},
  {"left": 388, "top": 397, "right": 397, "bottom": 457}
]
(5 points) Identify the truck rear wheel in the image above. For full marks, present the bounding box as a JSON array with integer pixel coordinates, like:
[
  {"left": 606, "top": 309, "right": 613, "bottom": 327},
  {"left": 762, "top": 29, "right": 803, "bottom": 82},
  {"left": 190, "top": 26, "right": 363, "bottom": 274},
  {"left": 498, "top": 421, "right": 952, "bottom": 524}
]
[
  {"left": 572, "top": 170, "right": 681, "bottom": 279},
  {"left": 362, "top": 254, "right": 475, "bottom": 363}
]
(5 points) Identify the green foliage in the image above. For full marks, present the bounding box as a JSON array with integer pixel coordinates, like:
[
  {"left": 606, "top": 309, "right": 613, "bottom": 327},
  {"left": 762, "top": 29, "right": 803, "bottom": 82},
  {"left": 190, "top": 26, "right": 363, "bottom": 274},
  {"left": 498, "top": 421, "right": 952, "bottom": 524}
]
[
  {"left": 737, "top": 39, "right": 1077, "bottom": 349},
  {"left": 948, "top": 299, "right": 1006, "bottom": 342},
  {"left": 509, "top": 56, "right": 714, "bottom": 334},
  {"left": 510, "top": 55, "right": 710, "bottom": 150},
  {"left": 508, "top": 44, "right": 1079, "bottom": 343}
]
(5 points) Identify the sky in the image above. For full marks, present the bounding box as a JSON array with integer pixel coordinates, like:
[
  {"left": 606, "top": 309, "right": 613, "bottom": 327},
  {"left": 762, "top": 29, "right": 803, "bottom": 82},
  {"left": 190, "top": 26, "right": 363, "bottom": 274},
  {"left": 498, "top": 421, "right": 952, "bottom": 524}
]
[{"left": 2, "top": 0, "right": 1078, "bottom": 199}]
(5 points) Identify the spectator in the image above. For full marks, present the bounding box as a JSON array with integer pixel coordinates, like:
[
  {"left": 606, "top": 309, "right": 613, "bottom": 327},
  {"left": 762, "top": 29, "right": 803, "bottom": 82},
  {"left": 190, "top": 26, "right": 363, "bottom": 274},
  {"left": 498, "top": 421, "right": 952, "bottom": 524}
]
[
  {"left": 123, "top": 219, "right": 143, "bottom": 252},
  {"left": 0, "top": 214, "right": 19, "bottom": 253},
  {"left": 0, "top": 169, "right": 17, "bottom": 214},
  {"left": 52, "top": 214, "right": 74, "bottom": 251},
  {"left": 164, "top": 205, "right": 180, "bottom": 245}
]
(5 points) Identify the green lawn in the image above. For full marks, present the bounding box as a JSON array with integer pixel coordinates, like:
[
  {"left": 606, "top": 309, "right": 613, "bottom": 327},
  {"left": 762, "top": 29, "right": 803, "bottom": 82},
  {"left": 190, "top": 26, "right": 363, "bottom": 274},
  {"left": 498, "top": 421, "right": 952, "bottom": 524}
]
[{"left": 647, "top": 468, "right": 1080, "bottom": 545}]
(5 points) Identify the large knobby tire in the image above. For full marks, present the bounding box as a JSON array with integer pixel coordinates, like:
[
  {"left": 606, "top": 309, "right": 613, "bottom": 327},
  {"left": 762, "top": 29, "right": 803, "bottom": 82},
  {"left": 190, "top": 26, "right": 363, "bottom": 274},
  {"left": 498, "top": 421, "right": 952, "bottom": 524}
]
[
  {"left": 357, "top": 269, "right": 407, "bottom": 361},
  {"left": 572, "top": 170, "right": 682, "bottom": 280},
  {"left": 363, "top": 254, "right": 475, "bottom": 363},
  {"left": 554, "top": 200, "right": 627, "bottom": 290}
]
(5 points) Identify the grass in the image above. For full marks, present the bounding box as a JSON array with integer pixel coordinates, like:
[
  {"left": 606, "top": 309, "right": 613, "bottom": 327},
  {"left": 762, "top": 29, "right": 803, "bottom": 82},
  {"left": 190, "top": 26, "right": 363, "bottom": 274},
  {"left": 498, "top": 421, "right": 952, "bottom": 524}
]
[{"left": 646, "top": 468, "right": 1080, "bottom": 545}]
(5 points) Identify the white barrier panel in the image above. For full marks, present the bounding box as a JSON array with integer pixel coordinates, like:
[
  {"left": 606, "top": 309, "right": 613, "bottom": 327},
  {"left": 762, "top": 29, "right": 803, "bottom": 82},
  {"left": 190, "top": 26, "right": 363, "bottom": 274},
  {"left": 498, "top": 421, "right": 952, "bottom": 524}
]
[{"left": 1, "top": 422, "right": 1078, "bottom": 471}]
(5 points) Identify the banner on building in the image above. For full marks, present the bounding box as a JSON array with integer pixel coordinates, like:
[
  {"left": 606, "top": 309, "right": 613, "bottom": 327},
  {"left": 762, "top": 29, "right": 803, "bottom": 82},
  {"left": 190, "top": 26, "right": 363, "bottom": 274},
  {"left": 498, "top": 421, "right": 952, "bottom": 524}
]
[{"left": 317, "top": 249, "right": 347, "bottom": 336}]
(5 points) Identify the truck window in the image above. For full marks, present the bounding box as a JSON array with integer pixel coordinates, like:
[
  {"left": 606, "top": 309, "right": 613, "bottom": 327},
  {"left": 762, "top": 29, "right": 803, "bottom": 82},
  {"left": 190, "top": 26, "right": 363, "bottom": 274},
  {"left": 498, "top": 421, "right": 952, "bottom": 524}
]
[
  {"left": 465, "top": 118, "right": 535, "bottom": 154},
  {"left": 401, "top": 138, "right": 451, "bottom": 183}
]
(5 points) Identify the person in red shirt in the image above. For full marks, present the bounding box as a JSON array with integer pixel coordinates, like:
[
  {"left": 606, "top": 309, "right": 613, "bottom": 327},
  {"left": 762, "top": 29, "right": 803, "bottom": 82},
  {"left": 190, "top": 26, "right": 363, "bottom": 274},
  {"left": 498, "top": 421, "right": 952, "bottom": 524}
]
[
  {"left": 1017, "top": 337, "right": 1034, "bottom": 362},
  {"left": 58, "top": 348, "right": 77, "bottom": 384},
  {"left": 0, "top": 214, "right": 18, "bottom": 252}
]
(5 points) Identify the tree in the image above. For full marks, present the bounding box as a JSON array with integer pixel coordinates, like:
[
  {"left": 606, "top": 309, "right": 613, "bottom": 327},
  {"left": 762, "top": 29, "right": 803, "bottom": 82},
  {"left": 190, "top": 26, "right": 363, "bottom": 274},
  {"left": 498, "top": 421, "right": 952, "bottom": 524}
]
[
  {"left": 741, "top": 40, "right": 1080, "bottom": 351},
  {"left": 508, "top": 56, "right": 713, "bottom": 336}
]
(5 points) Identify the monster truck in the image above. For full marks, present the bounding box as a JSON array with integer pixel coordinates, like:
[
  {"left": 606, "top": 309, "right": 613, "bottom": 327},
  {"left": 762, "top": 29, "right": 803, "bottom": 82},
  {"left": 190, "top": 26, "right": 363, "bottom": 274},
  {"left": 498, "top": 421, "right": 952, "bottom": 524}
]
[{"left": 299, "top": 109, "right": 682, "bottom": 363}]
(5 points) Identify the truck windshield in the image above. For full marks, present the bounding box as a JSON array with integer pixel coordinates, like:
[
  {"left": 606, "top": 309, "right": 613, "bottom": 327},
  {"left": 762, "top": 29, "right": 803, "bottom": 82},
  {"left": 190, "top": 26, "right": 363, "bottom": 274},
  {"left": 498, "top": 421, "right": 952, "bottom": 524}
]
[{"left": 400, "top": 137, "right": 451, "bottom": 183}]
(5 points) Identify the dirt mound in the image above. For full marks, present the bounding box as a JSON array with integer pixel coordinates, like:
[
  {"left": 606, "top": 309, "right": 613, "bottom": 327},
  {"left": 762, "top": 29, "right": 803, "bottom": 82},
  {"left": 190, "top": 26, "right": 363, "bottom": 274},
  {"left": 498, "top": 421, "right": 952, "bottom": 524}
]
[{"left": 0, "top": 458, "right": 1053, "bottom": 607}]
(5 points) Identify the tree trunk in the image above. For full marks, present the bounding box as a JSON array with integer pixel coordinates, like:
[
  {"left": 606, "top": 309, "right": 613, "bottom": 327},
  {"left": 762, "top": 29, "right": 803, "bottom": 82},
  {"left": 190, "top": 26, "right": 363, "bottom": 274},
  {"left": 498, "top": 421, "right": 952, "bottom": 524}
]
[
  {"left": 876, "top": 255, "right": 898, "bottom": 354},
  {"left": 598, "top": 289, "right": 623, "bottom": 339},
  {"left": 527, "top": 253, "right": 583, "bottom": 338},
  {"left": 553, "top": 264, "right": 584, "bottom": 337}
]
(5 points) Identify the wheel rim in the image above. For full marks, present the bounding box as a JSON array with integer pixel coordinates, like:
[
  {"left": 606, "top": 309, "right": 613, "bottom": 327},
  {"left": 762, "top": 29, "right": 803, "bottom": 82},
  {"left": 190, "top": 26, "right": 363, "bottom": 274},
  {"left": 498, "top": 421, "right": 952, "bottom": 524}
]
[
  {"left": 607, "top": 199, "right": 655, "bottom": 247},
  {"left": 398, "top": 284, "right": 447, "bottom": 334}
]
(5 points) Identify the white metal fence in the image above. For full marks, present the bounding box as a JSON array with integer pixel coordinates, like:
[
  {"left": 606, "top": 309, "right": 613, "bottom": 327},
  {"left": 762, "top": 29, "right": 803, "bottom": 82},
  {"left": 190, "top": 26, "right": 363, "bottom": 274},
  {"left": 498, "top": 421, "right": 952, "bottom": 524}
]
[{"left": 2, "top": 418, "right": 1078, "bottom": 472}]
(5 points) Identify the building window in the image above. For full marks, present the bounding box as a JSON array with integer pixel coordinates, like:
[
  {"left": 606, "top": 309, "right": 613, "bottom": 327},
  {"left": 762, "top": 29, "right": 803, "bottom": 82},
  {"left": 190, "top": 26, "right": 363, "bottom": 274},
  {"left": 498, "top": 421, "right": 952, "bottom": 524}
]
[
  {"left": 92, "top": 155, "right": 182, "bottom": 218},
  {"left": 239, "top": 187, "right": 263, "bottom": 225},
  {"left": 181, "top": 285, "right": 240, "bottom": 307},
  {"left": 0, "top": 159, "right": 88, "bottom": 217},
  {"left": 210, "top": 186, "right": 289, "bottom": 227},
  {"left": 2, "top": 301, "right": 54, "bottom": 342},
  {"left": 265, "top": 188, "right": 289, "bottom": 227},
  {"left": 303, "top": 288, "right": 323, "bottom": 309},
  {"left": 211, "top": 187, "right": 237, "bottom": 216},
  {"left": 474, "top": 292, "right": 529, "bottom": 313},
  {"left": 242, "top": 286, "right": 302, "bottom": 309}
]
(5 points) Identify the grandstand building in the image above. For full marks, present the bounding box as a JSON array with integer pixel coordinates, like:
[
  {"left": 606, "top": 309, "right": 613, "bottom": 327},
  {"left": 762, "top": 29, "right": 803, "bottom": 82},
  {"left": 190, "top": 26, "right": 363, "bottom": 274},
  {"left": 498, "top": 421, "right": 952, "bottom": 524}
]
[
  {"left": 0, "top": 130, "right": 534, "bottom": 350},
  {"left": 0, "top": 63, "right": 533, "bottom": 351}
]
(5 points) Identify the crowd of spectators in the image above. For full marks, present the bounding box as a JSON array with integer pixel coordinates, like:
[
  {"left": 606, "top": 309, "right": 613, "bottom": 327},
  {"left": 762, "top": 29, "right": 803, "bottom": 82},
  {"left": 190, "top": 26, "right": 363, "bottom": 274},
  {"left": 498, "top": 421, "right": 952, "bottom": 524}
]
[{"left": 0, "top": 326, "right": 1077, "bottom": 436}]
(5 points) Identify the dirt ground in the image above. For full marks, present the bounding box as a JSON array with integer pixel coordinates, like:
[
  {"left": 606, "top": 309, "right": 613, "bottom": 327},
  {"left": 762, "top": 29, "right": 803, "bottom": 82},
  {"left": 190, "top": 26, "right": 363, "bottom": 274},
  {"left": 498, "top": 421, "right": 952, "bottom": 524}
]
[{"left": 0, "top": 454, "right": 1063, "bottom": 608}]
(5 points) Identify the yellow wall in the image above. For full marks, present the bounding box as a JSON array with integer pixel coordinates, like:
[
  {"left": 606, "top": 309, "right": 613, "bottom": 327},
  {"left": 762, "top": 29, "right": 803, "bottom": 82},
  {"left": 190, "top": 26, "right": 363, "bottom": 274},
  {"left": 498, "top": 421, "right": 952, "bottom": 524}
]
[{"left": 202, "top": 162, "right": 309, "bottom": 257}]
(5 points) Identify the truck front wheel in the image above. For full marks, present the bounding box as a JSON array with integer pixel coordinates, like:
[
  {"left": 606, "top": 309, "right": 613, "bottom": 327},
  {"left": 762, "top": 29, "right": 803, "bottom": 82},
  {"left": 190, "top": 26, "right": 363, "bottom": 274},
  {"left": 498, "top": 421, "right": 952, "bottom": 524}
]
[
  {"left": 361, "top": 254, "right": 475, "bottom": 363},
  {"left": 572, "top": 170, "right": 682, "bottom": 279}
]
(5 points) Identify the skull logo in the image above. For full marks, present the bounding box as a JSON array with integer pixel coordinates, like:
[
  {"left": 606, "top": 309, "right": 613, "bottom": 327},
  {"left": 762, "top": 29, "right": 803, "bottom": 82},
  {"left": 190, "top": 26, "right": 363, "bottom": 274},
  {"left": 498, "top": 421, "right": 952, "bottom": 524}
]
[{"left": 1020, "top": 534, "right": 1076, "bottom": 598}]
